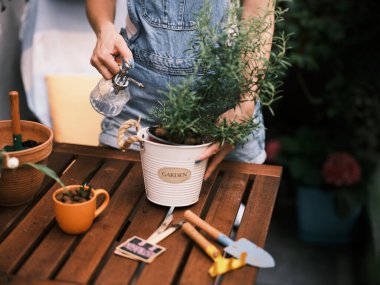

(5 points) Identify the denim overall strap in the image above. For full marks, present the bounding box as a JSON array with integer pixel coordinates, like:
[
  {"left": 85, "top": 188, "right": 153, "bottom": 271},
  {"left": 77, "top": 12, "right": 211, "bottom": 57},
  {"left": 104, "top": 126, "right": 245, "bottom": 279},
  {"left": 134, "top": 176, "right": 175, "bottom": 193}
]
[{"left": 125, "top": 0, "right": 230, "bottom": 75}]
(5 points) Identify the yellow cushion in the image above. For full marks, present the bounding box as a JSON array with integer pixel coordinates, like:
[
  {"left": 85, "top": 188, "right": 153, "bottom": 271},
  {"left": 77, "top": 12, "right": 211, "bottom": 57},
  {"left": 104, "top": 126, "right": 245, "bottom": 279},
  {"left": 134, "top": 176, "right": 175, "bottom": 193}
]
[{"left": 45, "top": 75, "right": 103, "bottom": 146}]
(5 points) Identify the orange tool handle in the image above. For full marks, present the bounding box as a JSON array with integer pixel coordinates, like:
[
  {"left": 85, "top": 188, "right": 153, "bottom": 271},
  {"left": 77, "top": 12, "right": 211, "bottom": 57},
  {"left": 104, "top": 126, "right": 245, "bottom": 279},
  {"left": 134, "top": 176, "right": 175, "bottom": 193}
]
[
  {"left": 182, "top": 222, "right": 220, "bottom": 259},
  {"left": 9, "top": 91, "right": 21, "bottom": 135},
  {"left": 184, "top": 210, "right": 221, "bottom": 241}
]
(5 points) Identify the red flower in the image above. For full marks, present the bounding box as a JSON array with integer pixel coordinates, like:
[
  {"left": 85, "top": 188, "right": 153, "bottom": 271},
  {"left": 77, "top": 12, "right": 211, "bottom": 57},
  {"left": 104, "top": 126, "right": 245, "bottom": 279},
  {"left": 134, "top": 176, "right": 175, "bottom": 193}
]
[
  {"left": 266, "top": 139, "right": 282, "bottom": 162},
  {"left": 322, "top": 152, "right": 361, "bottom": 187}
]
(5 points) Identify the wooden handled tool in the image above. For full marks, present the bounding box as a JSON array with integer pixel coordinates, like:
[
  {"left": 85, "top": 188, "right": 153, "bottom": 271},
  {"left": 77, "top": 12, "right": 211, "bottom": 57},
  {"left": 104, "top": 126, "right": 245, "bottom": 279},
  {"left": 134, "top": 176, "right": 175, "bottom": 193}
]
[
  {"left": 182, "top": 222, "right": 246, "bottom": 277},
  {"left": 4, "top": 91, "right": 25, "bottom": 151},
  {"left": 184, "top": 210, "right": 275, "bottom": 268}
]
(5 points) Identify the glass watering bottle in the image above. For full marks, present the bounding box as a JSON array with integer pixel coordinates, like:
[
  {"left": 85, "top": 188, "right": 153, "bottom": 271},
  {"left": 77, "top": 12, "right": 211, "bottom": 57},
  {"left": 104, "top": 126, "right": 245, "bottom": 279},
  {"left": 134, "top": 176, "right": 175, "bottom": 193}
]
[{"left": 90, "top": 58, "right": 143, "bottom": 117}]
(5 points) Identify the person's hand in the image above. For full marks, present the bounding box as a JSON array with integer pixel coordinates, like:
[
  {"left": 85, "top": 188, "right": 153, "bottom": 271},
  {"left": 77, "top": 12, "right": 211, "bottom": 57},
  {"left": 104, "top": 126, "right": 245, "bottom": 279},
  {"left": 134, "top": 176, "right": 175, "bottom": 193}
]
[
  {"left": 196, "top": 100, "right": 255, "bottom": 181},
  {"left": 196, "top": 142, "right": 235, "bottom": 181},
  {"left": 90, "top": 23, "right": 133, "bottom": 79}
]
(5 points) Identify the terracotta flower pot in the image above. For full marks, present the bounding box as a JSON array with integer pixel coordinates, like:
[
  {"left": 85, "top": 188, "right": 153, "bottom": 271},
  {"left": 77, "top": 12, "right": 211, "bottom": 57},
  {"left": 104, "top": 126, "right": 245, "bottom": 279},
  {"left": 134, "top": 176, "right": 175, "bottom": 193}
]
[
  {"left": 0, "top": 120, "right": 53, "bottom": 206},
  {"left": 52, "top": 185, "right": 110, "bottom": 235}
]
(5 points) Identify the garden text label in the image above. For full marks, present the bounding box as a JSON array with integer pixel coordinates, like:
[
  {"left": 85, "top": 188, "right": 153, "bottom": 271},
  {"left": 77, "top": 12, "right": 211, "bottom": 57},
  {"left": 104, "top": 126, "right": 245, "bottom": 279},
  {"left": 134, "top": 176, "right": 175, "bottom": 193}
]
[{"left": 158, "top": 167, "right": 191, "bottom": 183}]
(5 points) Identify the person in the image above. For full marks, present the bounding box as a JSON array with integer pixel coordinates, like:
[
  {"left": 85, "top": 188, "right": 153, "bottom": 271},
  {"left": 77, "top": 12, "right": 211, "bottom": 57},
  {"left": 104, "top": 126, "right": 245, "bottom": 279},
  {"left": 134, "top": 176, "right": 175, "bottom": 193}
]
[{"left": 85, "top": 0, "right": 274, "bottom": 180}]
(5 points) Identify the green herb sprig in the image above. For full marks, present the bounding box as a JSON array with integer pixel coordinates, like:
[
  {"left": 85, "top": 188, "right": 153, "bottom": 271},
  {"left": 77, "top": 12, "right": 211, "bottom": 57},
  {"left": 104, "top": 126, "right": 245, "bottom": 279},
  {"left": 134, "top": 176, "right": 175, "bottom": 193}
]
[{"left": 150, "top": 2, "right": 290, "bottom": 146}]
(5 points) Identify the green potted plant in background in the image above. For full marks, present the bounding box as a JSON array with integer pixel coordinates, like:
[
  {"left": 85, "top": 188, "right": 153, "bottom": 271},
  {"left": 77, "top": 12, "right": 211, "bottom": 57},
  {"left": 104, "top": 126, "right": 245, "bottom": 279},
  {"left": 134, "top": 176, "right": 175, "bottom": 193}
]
[
  {"left": 118, "top": 2, "right": 290, "bottom": 207},
  {"left": 263, "top": 0, "right": 379, "bottom": 247},
  {"left": 262, "top": 0, "right": 379, "bottom": 282},
  {"left": 266, "top": 127, "right": 370, "bottom": 244}
]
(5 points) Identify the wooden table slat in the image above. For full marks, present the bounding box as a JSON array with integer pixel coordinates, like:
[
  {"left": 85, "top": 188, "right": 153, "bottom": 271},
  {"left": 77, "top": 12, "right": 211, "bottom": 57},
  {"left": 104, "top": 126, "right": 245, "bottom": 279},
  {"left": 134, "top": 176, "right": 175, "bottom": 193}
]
[
  {"left": 220, "top": 161, "right": 282, "bottom": 177},
  {"left": 54, "top": 143, "right": 141, "bottom": 162},
  {"left": 0, "top": 143, "right": 281, "bottom": 285},
  {"left": 222, "top": 175, "right": 281, "bottom": 285},
  {"left": 95, "top": 170, "right": 220, "bottom": 285},
  {"left": 179, "top": 172, "right": 250, "bottom": 284},
  {"left": 17, "top": 159, "right": 131, "bottom": 279},
  {"left": 0, "top": 152, "right": 74, "bottom": 240},
  {"left": 133, "top": 173, "right": 225, "bottom": 285},
  {"left": 55, "top": 162, "right": 144, "bottom": 284},
  {"left": 0, "top": 272, "right": 76, "bottom": 285},
  {"left": 0, "top": 156, "right": 102, "bottom": 273}
]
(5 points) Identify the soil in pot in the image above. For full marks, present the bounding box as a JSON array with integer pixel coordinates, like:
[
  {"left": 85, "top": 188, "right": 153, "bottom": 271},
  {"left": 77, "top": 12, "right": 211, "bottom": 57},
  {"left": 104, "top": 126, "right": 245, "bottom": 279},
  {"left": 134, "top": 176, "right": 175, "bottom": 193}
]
[
  {"left": 2, "top": 139, "right": 41, "bottom": 152},
  {"left": 148, "top": 126, "right": 210, "bottom": 146},
  {"left": 53, "top": 185, "right": 110, "bottom": 234},
  {"left": 55, "top": 186, "right": 94, "bottom": 204},
  {"left": 20, "top": 139, "right": 40, "bottom": 148}
]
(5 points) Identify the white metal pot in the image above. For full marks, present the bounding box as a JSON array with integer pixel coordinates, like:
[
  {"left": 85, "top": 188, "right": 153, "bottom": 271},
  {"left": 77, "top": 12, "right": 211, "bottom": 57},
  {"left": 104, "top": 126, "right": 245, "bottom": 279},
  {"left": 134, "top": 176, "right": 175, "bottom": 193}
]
[{"left": 137, "top": 127, "right": 211, "bottom": 207}]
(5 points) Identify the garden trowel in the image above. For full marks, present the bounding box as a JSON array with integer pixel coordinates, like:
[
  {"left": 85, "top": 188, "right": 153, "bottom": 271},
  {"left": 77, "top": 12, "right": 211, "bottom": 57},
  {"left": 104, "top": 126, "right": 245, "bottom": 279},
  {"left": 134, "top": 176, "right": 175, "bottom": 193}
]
[
  {"left": 182, "top": 222, "right": 247, "bottom": 277},
  {"left": 3, "top": 91, "right": 26, "bottom": 152},
  {"left": 184, "top": 210, "right": 275, "bottom": 268}
]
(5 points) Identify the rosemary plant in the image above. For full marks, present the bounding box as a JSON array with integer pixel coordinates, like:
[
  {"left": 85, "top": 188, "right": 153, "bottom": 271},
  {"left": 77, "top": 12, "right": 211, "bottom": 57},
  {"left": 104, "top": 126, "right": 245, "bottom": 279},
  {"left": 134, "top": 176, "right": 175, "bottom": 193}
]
[{"left": 150, "top": 2, "right": 290, "bottom": 146}]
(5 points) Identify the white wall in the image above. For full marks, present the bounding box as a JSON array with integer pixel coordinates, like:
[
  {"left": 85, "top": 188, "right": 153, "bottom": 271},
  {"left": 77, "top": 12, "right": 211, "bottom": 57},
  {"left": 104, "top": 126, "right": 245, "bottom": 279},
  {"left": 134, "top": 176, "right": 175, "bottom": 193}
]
[{"left": 0, "top": 1, "right": 35, "bottom": 120}]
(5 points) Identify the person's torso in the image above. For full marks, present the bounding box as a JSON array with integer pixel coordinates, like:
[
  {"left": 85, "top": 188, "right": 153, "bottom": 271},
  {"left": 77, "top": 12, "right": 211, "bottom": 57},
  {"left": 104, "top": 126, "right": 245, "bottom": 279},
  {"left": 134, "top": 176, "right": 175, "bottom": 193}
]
[{"left": 125, "top": 0, "right": 230, "bottom": 75}]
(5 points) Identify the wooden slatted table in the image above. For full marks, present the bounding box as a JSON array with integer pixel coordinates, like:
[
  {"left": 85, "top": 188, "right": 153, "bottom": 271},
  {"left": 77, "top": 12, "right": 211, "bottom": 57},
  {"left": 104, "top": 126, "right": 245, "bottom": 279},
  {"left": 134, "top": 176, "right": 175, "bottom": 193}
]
[{"left": 0, "top": 143, "right": 281, "bottom": 285}]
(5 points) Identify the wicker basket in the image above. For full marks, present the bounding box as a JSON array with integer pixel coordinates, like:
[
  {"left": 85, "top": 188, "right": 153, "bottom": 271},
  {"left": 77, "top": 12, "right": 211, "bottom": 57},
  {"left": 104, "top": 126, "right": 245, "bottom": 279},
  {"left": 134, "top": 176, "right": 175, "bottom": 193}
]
[{"left": 0, "top": 120, "right": 53, "bottom": 206}]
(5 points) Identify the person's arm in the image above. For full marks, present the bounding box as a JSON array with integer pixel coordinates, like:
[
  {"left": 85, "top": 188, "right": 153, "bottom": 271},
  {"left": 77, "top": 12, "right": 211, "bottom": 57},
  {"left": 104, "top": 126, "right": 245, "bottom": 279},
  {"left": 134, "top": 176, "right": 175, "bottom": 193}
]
[
  {"left": 242, "top": 0, "right": 274, "bottom": 59},
  {"left": 85, "top": 0, "right": 133, "bottom": 79},
  {"left": 239, "top": 0, "right": 274, "bottom": 115},
  {"left": 198, "top": 0, "right": 274, "bottom": 180}
]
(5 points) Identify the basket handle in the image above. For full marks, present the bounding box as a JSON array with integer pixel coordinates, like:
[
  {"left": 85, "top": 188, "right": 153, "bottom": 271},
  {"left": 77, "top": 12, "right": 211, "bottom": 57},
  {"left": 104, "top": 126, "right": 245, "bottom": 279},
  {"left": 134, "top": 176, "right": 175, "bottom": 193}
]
[{"left": 117, "top": 118, "right": 143, "bottom": 151}]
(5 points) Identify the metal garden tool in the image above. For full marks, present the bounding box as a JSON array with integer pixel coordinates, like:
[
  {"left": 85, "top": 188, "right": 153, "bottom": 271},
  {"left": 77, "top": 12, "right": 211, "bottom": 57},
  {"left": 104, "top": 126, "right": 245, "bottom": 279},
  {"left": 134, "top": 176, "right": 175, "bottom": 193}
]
[
  {"left": 184, "top": 210, "right": 275, "bottom": 268},
  {"left": 4, "top": 91, "right": 26, "bottom": 151},
  {"left": 182, "top": 222, "right": 247, "bottom": 277}
]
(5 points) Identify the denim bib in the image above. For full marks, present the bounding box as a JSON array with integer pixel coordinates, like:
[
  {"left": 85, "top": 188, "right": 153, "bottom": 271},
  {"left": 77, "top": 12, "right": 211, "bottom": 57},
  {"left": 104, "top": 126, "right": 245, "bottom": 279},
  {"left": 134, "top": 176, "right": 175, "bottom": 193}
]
[
  {"left": 100, "top": 0, "right": 267, "bottom": 164},
  {"left": 126, "top": 0, "right": 229, "bottom": 75}
]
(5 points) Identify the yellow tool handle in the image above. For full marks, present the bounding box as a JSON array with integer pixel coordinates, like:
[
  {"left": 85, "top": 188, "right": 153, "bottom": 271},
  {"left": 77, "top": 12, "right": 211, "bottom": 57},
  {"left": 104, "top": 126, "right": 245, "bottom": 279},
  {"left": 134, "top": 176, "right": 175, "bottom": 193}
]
[
  {"left": 184, "top": 210, "right": 221, "bottom": 240},
  {"left": 9, "top": 91, "right": 21, "bottom": 135},
  {"left": 182, "top": 222, "right": 220, "bottom": 259}
]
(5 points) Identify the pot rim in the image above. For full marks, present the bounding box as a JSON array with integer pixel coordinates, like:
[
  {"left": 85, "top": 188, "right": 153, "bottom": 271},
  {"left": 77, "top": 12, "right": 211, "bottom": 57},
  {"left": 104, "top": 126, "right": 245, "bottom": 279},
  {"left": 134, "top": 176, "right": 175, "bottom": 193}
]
[
  {"left": 52, "top": 185, "right": 95, "bottom": 207},
  {"left": 0, "top": 120, "right": 53, "bottom": 156},
  {"left": 138, "top": 127, "right": 212, "bottom": 149}
]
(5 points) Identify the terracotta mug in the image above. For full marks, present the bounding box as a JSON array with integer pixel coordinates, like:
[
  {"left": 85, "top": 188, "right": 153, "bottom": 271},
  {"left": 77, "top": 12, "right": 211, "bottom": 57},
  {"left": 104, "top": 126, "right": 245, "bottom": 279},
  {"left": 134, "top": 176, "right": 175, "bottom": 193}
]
[{"left": 52, "top": 185, "right": 110, "bottom": 235}]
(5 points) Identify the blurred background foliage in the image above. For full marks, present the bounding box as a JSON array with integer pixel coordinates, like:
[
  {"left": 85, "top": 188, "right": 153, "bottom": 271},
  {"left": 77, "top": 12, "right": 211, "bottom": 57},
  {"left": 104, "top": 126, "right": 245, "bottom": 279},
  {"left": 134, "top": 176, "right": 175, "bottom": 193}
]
[
  {"left": 270, "top": 0, "right": 379, "bottom": 154},
  {"left": 267, "top": 0, "right": 380, "bottom": 282},
  {"left": 267, "top": 0, "right": 380, "bottom": 184}
]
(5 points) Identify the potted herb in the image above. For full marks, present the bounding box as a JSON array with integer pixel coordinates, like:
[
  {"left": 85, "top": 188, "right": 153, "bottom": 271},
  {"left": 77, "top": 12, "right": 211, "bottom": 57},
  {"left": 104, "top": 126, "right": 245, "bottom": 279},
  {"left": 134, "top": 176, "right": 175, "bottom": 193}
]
[
  {"left": 118, "top": 3, "right": 289, "bottom": 207},
  {"left": 1, "top": 152, "right": 110, "bottom": 235},
  {"left": 51, "top": 161, "right": 109, "bottom": 235},
  {"left": 52, "top": 184, "right": 109, "bottom": 235}
]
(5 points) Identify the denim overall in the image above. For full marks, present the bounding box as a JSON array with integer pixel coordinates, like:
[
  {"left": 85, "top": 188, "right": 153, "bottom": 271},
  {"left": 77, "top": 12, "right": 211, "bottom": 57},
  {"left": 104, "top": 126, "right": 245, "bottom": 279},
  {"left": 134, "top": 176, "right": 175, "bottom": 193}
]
[{"left": 99, "top": 0, "right": 267, "bottom": 164}]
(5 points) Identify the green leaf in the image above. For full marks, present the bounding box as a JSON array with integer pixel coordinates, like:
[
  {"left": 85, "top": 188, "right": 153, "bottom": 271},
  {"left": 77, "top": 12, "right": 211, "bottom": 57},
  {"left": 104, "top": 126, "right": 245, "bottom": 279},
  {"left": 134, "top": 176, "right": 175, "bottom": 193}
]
[
  {"left": 287, "top": 158, "right": 321, "bottom": 186},
  {"left": 334, "top": 189, "right": 365, "bottom": 219},
  {"left": 25, "top": 163, "right": 66, "bottom": 191},
  {"left": 149, "top": 2, "right": 289, "bottom": 144}
]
